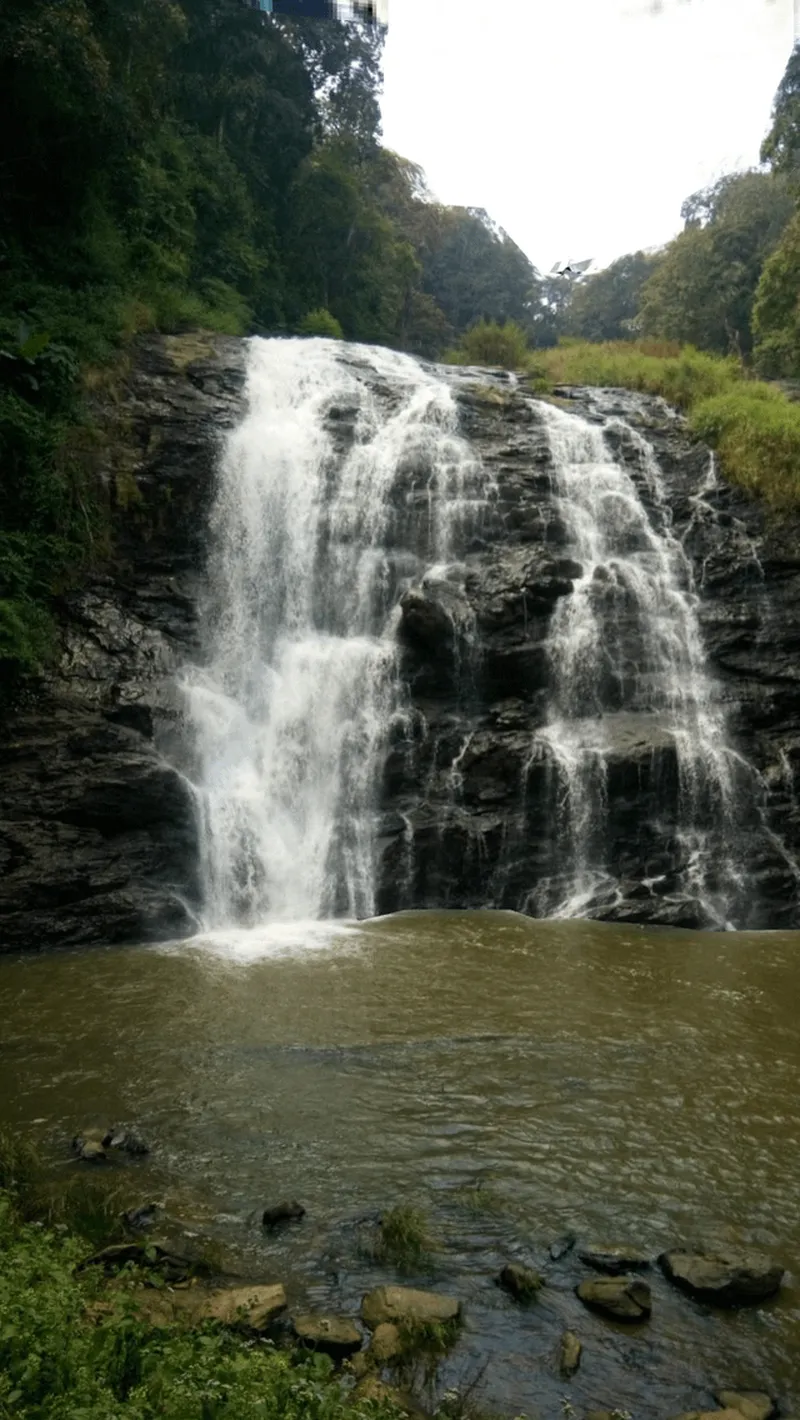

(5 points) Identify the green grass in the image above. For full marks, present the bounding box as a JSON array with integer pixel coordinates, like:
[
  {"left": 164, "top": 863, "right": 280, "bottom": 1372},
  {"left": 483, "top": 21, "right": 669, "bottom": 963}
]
[
  {"left": 528, "top": 339, "right": 800, "bottom": 509},
  {"left": 0, "top": 1185, "right": 408, "bottom": 1420},
  {"left": 366, "top": 1206, "right": 438, "bottom": 1272}
]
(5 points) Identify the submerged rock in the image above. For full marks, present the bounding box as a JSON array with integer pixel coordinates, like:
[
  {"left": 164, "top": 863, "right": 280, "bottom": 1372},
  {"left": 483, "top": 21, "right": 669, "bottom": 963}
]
[
  {"left": 659, "top": 1248, "right": 784, "bottom": 1306},
  {"left": 361, "top": 1285, "right": 461, "bottom": 1330},
  {"left": 262, "top": 1200, "right": 306, "bottom": 1228},
  {"left": 497, "top": 1263, "right": 543, "bottom": 1301},
  {"left": 558, "top": 1330, "right": 582, "bottom": 1377},
  {"left": 576, "top": 1275, "right": 651, "bottom": 1321},
  {"left": 292, "top": 1314, "right": 362, "bottom": 1359},
  {"left": 549, "top": 1232, "right": 577, "bottom": 1261},
  {"left": 578, "top": 1243, "right": 651, "bottom": 1274}
]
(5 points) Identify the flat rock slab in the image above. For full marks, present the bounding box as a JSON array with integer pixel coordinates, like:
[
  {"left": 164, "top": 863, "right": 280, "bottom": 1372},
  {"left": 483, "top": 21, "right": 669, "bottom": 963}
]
[
  {"left": 659, "top": 1249, "right": 784, "bottom": 1307},
  {"left": 576, "top": 1276, "right": 651, "bottom": 1321},
  {"left": 578, "top": 1244, "right": 651, "bottom": 1274},
  {"left": 558, "top": 1329, "right": 582, "bottom": 1377},
  {"left": 291, "top": 1314, "right": 362, "bottom": 1358},
  {"left": 716, "top": 1392, "right": 775, "bottom": 1420},
  {"left": 198, "top": 1284, "right": 288, "bottom": 1330},
  {"left": 498, "top": 1263, "right": 543, "bottom": 1301},
  {"left": 361, "top": 1286, "right": 461, "bottom": 1330}
]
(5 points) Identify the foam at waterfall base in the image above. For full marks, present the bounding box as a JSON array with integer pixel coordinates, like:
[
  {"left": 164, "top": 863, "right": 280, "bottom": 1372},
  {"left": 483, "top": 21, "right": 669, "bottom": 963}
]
[{"left": 154, "top": 918, "right": 364, "bottom": 964}]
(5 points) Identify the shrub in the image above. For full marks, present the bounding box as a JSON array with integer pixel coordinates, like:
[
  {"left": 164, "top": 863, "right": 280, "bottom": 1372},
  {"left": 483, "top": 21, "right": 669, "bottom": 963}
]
[
  {"left": 298, "top": 308, "right": 344, "bottom": 339},
  {"left": 448, "top": 319, "right": 529, "bottom": 371}
]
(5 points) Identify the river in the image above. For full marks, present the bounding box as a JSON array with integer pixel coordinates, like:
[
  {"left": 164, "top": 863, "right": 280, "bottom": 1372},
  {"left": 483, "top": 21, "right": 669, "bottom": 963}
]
[{"left": 2, "top": 910, "right": 799, "bottom": 1417}]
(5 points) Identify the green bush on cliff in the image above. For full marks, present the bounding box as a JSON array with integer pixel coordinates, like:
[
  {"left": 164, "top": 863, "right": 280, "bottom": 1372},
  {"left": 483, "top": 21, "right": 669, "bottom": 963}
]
[
  {"left": 299, "top": 308, "right": 345, "bottom": 339},
  {"left": 445, "top": 319, "right": 530, "bottom": 370}
]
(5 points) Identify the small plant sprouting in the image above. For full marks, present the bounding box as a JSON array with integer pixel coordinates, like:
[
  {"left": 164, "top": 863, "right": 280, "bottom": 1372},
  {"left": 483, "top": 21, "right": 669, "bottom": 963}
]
[{"left": 365, "top": 1205, "right": 438, "bottom": 1271}]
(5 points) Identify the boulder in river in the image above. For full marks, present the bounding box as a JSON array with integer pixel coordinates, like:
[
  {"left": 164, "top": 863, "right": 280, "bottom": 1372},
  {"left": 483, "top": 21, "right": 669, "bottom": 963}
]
[
  {"left": 549, "top": 1232, "right": 576, "bottom": 1261},
  {"left": 576, "top": 1275, "right": 651, "bottom": 1321},
  {"left": 497, "top": 1262, "right": 544, "bottom": 1301},
  {"left": 659, "top": 1248, "right": 784, "bottom": 1306},
  {"left": 291, "top": 1314, "right": 362, "bottom": 1359},
  {"left": 715, "top": 1392, "right": 775, "bottom": 1420},
  {"left": 104, "top": 1127, "right": 149, "bottom": 1156},
  {"left": 361, "top": 1285, "right": 461, "bottom": 1330},
  {"left": 262, "top": 1200, "right": 306, "bottom": 1228},
  {"left": 578, "top": 1243, "right": 650, "bottom": 1274}
]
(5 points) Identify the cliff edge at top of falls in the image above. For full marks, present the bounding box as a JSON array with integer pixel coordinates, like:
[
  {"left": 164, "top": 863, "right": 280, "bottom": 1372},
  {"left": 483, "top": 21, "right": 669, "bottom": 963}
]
[{"left": 2, "top": 333, "right": 800, "bottom": 951}]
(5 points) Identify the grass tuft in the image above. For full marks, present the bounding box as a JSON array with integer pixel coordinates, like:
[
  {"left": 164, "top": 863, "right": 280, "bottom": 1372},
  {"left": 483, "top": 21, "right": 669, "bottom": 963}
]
[{"left": 362, "top": 1205, "right": 438, "bottom": 1272}]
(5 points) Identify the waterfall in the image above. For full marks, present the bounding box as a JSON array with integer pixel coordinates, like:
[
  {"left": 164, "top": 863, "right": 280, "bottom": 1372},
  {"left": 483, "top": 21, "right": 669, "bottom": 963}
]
[
  {"left": 532, "top": 400, "right": 750, "bottom": 926},
  {"left": 179, "top": 337, "right": 488, "bottom": 931}
]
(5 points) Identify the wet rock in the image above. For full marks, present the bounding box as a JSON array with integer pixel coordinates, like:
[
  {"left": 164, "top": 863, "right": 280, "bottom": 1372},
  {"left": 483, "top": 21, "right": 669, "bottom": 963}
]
[
  {"left": 558, "top": 1330, "right": 582, "bottom": 1377},
  {"left": 578, "top": 1244, "right": 651, "bottom": 1274},
  {"left": 77, "top": 1139, "right": 107, "bottom": 1163},
  {"left": 198, "top": 1284, "right": 287, "bottom": 1331},
  {"left": 123, "top": 1202, "right": 160, "bottom": 1231},
  {"left": 715, "top": 1392, "right": 775, "bottom": 1420},
  {"left": 576, "top": 1275, "right": 652, "bottom": 1321},
  {"left": 78, "top": 1241, "right": 193, "bottom": 1281},
  {"left": 497, "top": 1263, "right": 543, "bottom": 1301},
  {"left": 549, "top": 1232, "right": 577, "bottom": 1261},
  {"left": 659, "top": 1248, "right": 784, "bottom": 1306},
  {"left": 292, "top": 1314, "right": 362, "bottom": 1359},
  {"left": 262, "top": 1200, "right": 306, "bottom": 1228},
  {"left": 105, "top": 1128, "right": 149, "bottom": 1156},
  {"left": 370, "top": 1322, "right": 403, "bottom": 1363},
  {"left": 361, "top": 1285, "right": 461, "bottom": 1330}
]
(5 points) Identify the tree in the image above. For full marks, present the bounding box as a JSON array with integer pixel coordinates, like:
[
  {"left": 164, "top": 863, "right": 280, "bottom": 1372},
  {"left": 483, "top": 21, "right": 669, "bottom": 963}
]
[
  {"left": 761, "top": 41, "right": 800, "bottom": 186},
  {"left": 566, "top": 251, "right": 661, "bottom": 343},
  {"left": 639, "top": 171, "right": 792, "bottom": 356},
  {"left": 753, "top": 211, "right": 800, "bottom": 376}
]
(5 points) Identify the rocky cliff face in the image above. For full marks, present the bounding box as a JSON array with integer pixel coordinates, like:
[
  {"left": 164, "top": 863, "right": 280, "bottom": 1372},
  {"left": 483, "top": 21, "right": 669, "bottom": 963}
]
[{"left": 2, "top": 335, "right": 800, "bottom": 951}]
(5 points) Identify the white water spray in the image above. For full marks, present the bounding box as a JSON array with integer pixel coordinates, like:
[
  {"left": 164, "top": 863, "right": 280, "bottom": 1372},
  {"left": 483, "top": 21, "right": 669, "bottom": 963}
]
[
  {"left": 535, "top": 401, "right": 745, "bottom": 923},
  {"left": 180, "top": 337, "right": 487, "bottom": 930}
]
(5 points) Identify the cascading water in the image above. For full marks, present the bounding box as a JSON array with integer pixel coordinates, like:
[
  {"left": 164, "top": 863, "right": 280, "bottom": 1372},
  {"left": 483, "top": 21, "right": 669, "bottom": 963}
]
[
  {"left": 179, "top": 337, "right": 489, "bottom": 932},
  {"left": 532, "top": 399, "right": 751, "bottom": 925}
]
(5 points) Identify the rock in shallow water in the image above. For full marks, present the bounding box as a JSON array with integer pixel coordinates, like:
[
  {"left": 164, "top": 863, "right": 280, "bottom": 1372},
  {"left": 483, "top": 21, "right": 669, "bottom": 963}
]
[
  {"left": 497, "top": 1263, "right": 543, "bottom": 1301},
  {"left": 715, "top": 1391, "right": 775, "bottom": 1420},
  {"left": 659, "top": 1248, "right": 784, "bottom": 1306},
  {"left": 262, "top": 1200, "right": 306, "bottom": 1228},
  {"left": 558, "top": 1329, "right": 582, "bottom": 1377},
  {"left": 291, "top": 1314, "right": 362, "bottom": 1359},
  {"left": 576, "top": 1275, "right": 652, "bottom": 1321},
  {"left": 578, "top": 1243, "right": 651, "bottom": 1274},
  {"left": 361, "top": 1286, "right": 461, "bottom": 1330}
]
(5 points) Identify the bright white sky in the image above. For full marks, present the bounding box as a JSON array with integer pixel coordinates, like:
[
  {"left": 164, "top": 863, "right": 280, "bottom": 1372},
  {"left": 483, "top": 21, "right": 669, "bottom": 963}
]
[{"left": 380, "top": 0, "right": 797, "bottom": 273}]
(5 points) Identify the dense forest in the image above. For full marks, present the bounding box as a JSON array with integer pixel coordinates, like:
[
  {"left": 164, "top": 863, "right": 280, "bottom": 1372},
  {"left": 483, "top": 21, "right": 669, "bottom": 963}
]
[{"left": 3, "top": 3, "right": 800, "bottom": 687}]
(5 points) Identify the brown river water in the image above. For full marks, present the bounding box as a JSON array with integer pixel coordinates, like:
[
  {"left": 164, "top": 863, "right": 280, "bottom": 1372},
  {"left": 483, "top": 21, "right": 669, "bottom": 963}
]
[{"left": 1, "top": 910, "right": 799, "bottom": 1417}]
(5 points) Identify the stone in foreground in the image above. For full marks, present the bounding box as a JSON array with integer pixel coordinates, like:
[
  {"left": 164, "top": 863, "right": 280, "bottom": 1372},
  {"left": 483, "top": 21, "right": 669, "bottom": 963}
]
[
  {"left": 578, "top": 1243, "right": 650, "bottom": 1274},
  {"left": 201, "top": 1284, "right": 287, "bottom": 1330},
  {"left": 558, "top": 1329, "right": 582, "bottom": 1377},
  {"left": 292, "top": 1314, "right": 362, "bottom": 1359},
  {"left": 716, "top": 1391, "right": 775, "bottom": 1420},
  {"left": 576, "top": 1276, "right": 651, "bottom": 1321},
  {"left": 361, "top": 1285, "right": 461, "bottom": 1330},
  {"left": 659, "top": 1248, "right": 784, "bottom": 1307},
  {"left": 497, "top": 1263, "right": 543, "bottom": 1301}
]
